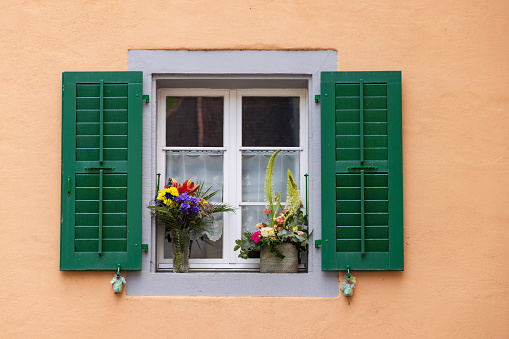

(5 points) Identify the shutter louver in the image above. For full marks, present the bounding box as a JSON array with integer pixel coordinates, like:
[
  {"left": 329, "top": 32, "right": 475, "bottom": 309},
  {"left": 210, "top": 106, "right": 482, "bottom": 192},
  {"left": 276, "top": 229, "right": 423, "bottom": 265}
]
[
  {"left": 61, "top": 72, "right": 143, "bottom": 270},
  {"left": 321, "top": 71, "right": 403, "bottom": 271}
]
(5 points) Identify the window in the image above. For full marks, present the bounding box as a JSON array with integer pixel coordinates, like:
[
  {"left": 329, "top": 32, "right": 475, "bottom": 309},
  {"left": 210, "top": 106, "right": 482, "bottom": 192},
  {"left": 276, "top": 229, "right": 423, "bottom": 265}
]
[
  {"left": 155, "top": 88, "right": 308, "bottom": 270},
  {"left": 60, "top": 52, "right": 402, "bottom": 296},
  {"left": 126, "top": 50, "right": 340, "bottom": 296}
]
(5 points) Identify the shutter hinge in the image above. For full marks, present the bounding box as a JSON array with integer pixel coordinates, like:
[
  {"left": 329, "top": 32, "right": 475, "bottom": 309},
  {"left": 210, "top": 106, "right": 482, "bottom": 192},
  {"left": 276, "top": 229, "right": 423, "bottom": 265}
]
[
  {"left": 314, "top": 95, "right": 320, "bottom": 103},
  {"left": 142, "top": 95, "right": 149, "bottom": 103},
  {"left": 314, "top": 240, "right": 322, "bottom": 248},
  {"left": 141, "top": 244, "right": 148, "bottom": 253}
]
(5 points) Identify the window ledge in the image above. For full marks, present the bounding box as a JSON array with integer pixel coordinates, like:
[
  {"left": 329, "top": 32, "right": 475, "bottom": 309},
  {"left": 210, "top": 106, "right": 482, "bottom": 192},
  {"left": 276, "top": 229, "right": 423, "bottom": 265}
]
[{"left": 127, "top": 269, "right": 339, "bottom": 297}]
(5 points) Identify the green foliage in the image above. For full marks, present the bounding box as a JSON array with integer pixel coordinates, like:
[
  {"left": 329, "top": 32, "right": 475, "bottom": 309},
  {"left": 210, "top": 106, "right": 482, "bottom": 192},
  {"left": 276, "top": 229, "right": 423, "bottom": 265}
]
[{"left": 234, "top": 232, "right": 263, "bottom": 260}]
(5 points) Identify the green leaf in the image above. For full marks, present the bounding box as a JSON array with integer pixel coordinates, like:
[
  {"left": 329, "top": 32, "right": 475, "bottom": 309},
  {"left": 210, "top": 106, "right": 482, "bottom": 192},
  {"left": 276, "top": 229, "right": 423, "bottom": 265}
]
[{"left": 275, "top": 250, "right": 285, "bottom": 261}]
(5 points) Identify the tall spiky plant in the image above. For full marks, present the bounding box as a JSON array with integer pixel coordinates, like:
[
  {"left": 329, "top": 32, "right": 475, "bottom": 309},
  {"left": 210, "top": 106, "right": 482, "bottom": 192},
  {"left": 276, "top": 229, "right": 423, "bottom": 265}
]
[
  {"left": 286, "top": 169, "right": 302, "bottom": 217},
  {"left": 264, "top": 149, "right": 280, "bottom": 221}
]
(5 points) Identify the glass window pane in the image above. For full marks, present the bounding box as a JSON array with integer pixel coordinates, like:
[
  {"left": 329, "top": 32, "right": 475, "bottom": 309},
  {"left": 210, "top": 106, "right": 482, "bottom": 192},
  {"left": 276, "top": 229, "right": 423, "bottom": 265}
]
[
  {"left": 166, "top": 96, "right": 223, "bottom": 147},
  {"left": 242, "top": 150, "right": 300, "bottom": 202},
  {"left": 242, "top": 97, "right": 299, "bottom": 147},
  {"left": 166, "top": 151, "right": 224, "bottom": 200},
  {"left": 241, "top": 205, "right": 266, "bottom": 235},
  {"left": 164, "top": 150, "right": 224, "bottom": 259}
]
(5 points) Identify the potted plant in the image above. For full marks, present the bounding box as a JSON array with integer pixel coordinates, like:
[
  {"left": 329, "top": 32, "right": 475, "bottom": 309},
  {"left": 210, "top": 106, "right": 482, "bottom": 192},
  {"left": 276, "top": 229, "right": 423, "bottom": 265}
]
[
  {"left": 234, "top": 150, "right": 311, "bottom": 273},
  {"left": 148, "top": 178, "right": 235, "bottom": 273}
]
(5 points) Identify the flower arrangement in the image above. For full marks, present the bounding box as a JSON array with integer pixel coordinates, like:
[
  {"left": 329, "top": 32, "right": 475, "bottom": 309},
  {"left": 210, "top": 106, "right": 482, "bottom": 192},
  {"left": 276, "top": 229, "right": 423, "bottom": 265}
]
[
  {"left": 147, "top": 178, "right": 235, "bottom": 272},
  {"left": 234, "top": 150, "right": 311, "bottom": 261},
  {"left": 147, "top": 178, "right": 234, "bottom": 238}
]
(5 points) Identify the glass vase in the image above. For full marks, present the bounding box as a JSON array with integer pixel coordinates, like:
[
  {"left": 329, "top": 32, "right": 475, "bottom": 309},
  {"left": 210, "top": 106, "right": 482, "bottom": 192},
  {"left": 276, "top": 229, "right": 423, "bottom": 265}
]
[{"left": 170, "top": 228, "right": 191, "bottom": 273}]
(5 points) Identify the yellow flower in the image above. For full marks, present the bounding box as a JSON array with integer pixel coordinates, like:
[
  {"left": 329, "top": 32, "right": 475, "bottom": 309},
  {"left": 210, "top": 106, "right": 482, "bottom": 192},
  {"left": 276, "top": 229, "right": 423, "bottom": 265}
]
[
  {"left": 168, "top": 187, "right": 179, "bottom": 196},
  {"left": 156, "top": 190, "right": 166, "bottom": 201},
  {"left": 157, "top": 187, "right": 178, "bottom": 202}
]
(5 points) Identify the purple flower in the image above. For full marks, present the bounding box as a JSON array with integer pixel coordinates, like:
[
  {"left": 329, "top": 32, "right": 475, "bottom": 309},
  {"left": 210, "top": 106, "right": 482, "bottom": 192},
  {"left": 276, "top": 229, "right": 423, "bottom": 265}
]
[{"left": 180, "top": 203, "right": 190, "bottom": 214}]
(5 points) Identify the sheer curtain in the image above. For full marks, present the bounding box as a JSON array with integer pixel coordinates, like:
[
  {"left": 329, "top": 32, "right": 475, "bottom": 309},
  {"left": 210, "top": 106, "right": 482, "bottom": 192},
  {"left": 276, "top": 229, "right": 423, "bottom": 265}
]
[
  {"left": 241, "top": 150, "right": 299, "bottom": 234},
  {"left": 163, "top": 151, "right": 224, "bottom": 259}
]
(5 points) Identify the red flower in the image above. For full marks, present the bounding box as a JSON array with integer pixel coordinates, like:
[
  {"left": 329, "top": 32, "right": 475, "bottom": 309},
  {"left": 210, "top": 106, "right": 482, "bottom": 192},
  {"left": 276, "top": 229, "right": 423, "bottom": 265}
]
[
  {"left": 252, "top": 230, "right": 261, "bottom": 244},
  {"left": 171, "top": 178, "right": 200, "bottom": 196}
]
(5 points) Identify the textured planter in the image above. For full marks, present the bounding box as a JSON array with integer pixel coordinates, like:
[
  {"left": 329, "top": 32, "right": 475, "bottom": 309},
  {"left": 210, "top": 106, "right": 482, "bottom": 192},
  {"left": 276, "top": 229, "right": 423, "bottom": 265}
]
[{"left": 260, "top": 243, "right": 298, "bottom": 273}]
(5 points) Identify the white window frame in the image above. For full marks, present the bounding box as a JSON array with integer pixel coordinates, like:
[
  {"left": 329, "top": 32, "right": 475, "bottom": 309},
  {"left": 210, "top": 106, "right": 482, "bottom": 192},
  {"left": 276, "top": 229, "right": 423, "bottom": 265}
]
[{"left": 156, "top": 88, "right": 308, "bottom": 271}]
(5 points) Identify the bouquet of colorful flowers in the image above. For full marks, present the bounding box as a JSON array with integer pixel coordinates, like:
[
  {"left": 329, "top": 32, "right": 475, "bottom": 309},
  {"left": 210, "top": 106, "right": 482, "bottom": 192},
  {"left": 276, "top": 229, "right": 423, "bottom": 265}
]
[
  {"left": 147, "top": 178, "right": 235, "bottom": 239},
  {"left": 234, "top": 150, "right": 311, "bottom": 260}
]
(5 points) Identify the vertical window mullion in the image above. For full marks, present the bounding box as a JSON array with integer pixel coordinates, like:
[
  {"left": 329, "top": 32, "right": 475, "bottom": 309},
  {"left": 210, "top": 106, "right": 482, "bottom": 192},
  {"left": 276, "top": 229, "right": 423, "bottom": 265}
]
[
  {"left": 224, "top": 89, "right": 237, "bottom": 264},
  {"left": 232, "top": 89, "right": 244, "bottom": 264}
]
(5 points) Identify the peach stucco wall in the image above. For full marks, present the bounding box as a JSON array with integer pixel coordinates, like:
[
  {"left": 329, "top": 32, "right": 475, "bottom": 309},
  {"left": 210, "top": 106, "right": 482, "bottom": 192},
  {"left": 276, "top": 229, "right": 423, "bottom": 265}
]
[{"left": 1, "top": 0, "right": 508, "bottom": 338}]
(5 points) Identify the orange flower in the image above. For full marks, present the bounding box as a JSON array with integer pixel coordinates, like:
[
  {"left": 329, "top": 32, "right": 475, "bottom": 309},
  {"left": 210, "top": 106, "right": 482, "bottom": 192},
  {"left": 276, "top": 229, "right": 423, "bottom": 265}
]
[{"left": 171, "top": 178, "right": 200, "bottom": 196}]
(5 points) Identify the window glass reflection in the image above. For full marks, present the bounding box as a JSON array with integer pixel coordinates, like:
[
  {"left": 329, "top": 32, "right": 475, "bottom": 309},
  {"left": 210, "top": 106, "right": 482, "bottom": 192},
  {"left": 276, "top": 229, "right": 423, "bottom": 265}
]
[
  {"left": 242, "top": 97, "right": 299, "bottom": 147},
  {"left": 166, "top": 97, "right": 223, "bottom": 147}
]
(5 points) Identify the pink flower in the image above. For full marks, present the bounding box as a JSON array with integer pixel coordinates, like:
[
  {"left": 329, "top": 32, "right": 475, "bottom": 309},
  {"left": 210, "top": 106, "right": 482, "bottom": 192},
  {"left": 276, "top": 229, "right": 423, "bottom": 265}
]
[
  {"left": 252, "top": 230, "right": 261, "bottom": 244},
  {"left": 283, "top": 208, "right": 288, "bottom": 213},
  {"left": 276, "top": 216, "right": 284, "bottom": 224},
  {"left": 255, "top": 223, "right": 263, "bottom": 229},
  {"left": 264, "top": 208, "right": 271, "bottom": 215}
]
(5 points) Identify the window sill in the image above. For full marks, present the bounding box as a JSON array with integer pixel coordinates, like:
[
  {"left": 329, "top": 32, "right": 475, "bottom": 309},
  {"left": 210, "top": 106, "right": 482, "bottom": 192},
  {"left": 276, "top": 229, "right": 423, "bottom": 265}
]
[{"left": 126, "top": 268, "right": 339, "bottom": 297}]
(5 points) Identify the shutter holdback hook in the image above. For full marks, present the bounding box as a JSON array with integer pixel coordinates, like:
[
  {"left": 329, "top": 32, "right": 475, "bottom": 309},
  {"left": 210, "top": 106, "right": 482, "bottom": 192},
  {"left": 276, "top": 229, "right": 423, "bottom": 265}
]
[
  {"left": 341, "top": 266, "right": 356, "bottom": 297},
  {"left": 111, "top": 264, "right": 126, "bottom": 294}
]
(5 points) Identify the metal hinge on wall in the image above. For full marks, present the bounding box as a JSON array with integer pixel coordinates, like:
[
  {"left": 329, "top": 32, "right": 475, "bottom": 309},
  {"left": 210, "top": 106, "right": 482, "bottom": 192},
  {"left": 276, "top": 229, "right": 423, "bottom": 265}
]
[{"left": 135, "top": 243, "right": 149, "bottom": 252}]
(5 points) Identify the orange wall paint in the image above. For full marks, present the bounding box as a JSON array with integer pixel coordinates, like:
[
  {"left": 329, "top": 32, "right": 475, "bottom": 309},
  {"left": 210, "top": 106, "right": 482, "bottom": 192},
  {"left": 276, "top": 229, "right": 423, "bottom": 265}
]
[{"left": 0, "top": 0, "right": 508, "bottom": 337}]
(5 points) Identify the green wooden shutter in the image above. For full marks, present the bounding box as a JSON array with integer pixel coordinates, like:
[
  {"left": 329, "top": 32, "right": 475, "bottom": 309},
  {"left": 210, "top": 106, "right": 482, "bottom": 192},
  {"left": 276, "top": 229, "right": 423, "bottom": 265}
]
[
  {"left": 61, "top": 72, "right": 143, "bottom": 270},
  {"left": 321, "top": 71, "right": 403, "bottom": 270}
]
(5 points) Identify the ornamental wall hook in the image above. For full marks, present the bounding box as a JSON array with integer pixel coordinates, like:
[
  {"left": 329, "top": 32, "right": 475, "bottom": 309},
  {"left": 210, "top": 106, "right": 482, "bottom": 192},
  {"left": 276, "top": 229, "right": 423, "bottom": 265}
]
[
  {"left": 340, "top": 266, "right": 356, "bottom": 297},
  {"left": 110, "top": 264, "right": 126, "bottom": 294}
]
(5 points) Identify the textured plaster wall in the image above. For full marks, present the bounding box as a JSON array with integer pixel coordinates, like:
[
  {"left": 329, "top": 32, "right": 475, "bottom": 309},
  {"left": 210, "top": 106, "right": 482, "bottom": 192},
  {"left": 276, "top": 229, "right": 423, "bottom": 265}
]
[{"left": 0, "top": 0, "right": 508, "bottom": 338}]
